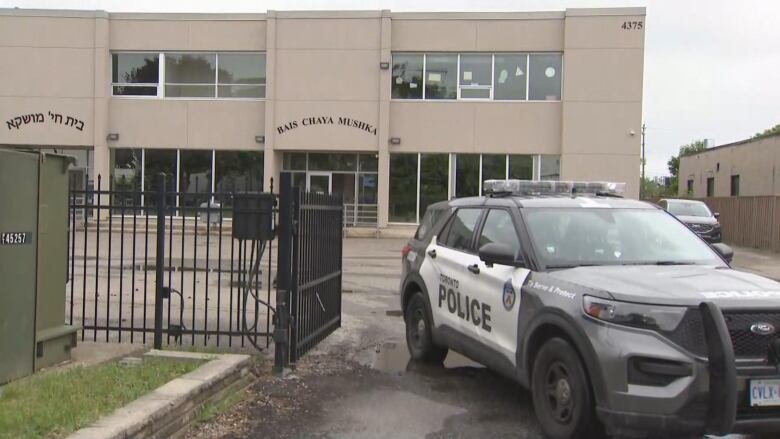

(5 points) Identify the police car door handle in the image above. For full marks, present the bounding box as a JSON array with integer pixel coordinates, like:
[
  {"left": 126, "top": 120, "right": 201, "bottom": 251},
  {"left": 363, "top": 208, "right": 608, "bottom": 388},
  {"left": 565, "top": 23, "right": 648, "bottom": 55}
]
[
  {"left": 467, "top": 264, "right": 480, "bottom": 275},
  {"left": 427, "top": 249, "right": 437, "bottom": 258}
]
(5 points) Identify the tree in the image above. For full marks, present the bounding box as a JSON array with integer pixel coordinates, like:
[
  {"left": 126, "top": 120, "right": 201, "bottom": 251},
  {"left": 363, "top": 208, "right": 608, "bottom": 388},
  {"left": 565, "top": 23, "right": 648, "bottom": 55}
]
[
  {"left": 752, "top": 123, "right": 780, "bottom": 139},
  {"left": 666, "top": 139, "right": 708, "bottom": 194}
]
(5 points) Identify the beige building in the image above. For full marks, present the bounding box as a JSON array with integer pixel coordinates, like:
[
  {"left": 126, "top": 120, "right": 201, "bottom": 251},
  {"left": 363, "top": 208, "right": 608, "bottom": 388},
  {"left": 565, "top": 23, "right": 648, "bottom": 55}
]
[
  {"left": 679, "top": 133, "right": 780, "bottom": 198},
  {"left": 0, "top": 7, "right": 645, "bottom": 227}
]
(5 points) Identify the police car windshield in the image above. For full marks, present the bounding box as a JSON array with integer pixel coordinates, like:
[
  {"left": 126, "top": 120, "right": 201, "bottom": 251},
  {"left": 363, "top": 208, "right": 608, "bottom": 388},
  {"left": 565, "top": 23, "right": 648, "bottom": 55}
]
[{"left": 522, "top": 208, "right": 725, "bottom": 269}]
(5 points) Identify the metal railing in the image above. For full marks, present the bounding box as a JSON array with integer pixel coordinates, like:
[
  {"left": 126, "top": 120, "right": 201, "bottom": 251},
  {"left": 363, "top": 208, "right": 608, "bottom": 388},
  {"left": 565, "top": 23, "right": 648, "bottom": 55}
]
[{"left": 343, "top": 203, "right": 378, "bottom": 228}]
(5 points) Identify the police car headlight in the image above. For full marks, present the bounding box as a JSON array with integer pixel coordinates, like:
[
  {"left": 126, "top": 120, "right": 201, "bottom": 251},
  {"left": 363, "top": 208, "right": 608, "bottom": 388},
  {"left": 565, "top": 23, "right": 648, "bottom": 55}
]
[{"left": 583, "top": 296, "right": 686, "bottom": 332}]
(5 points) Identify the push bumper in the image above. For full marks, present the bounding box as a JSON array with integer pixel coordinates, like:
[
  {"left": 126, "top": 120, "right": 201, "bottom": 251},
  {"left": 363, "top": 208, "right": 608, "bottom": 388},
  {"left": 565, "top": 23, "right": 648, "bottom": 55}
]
[{"left": 598, "top": 302, "right": 780, "bottom": 437}]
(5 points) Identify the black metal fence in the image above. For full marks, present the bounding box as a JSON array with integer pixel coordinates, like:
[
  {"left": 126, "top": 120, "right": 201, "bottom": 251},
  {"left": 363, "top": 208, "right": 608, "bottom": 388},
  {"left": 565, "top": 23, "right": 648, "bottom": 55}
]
[{"left": 67, "top": 174, "right": 276, "bottom": 349}]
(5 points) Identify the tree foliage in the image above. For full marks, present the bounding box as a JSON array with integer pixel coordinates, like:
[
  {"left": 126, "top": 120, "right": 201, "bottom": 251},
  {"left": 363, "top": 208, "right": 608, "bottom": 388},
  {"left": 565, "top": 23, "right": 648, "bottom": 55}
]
[
  {"left": 752, "top": 123, "right": 780, "bottom": 139},
  {"left": 666, "top": 139, "right": 708, "bottom": 195}
]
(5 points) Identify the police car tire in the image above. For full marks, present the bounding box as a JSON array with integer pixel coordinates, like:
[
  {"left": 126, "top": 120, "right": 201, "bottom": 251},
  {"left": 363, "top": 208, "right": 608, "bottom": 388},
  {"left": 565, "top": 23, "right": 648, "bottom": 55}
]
[
  {"left": 405, "top": 292, "right": 448, "bottom": 362},
  {"left": 531, "top": 338, "right": 599, "bottom": 439}
]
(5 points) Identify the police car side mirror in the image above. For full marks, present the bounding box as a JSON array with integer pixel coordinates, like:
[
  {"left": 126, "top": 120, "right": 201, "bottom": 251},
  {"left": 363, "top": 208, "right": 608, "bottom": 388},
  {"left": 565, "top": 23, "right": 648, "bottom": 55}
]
[
  {"left": 479, "top": 243, "right": 522, "bottom": 268},
  {"left": 711, "top": 242, "right": 733, "bottom": 263}
]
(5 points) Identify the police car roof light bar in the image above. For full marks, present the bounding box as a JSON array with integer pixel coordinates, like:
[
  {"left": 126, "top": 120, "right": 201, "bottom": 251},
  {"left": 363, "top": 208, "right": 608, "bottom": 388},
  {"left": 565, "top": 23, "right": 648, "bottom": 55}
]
[{"left": 483, "top": 180, "right": 626, "bottom": 197}]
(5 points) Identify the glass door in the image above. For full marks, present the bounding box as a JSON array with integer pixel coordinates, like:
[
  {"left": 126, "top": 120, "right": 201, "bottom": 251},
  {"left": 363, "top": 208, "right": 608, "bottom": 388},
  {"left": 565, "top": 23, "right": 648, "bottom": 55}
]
[{"left": 307, "top": 172, "right": 332, "bottom": 194}]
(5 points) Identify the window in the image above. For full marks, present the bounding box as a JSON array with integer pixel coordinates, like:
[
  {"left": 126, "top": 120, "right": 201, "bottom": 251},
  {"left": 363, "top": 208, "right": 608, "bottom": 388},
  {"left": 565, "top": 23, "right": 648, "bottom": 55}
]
[
  {"left": 112, "top": 53, "right": 159, "bottom": 96},
  {"left": 686, "top": 179, "right": 694, "bottom": 194},
  {"left": 529, "top": 54, "right": 562, "bottom": 101},
  {"left": 415, "top": 206, "right": 449, "bottom": 241},
  {"left": 540, "top": 155, "right": 561, "bottom": 181},
  {"left": 730, "top": 175, "right": 740, "bottom": 196},
  {"left": 478, "top": 209, "right": 520, "bottom": 257},
  {"left": 441, "top": 208, "right": 482, "bottom": 252},
  {"left": 424, "top": 54, "right": 457, "bottom": 100},
  {"left": 509, "top": 155, "right": 533, "bottom": 179},
  {"left": 214, "top": 151, "right": 264, "bottom": 195},
  {"left": 392, "top": 54, "right": 423, "bottom": 99},
  {"left": 706, "top": 177, "right": 715, "bottom": 197},
  {"left": 179, "top": 150, "right": 212, "bottom": 214},
  {"left": 164, "top": 53, "right": 217, "bottom": 98},
  {"left": 459, "top": 54, "right": 492, "bottom": 99},
  {"left": 481, "top": 154, "right": 507, "bottom": 182},
  {"left": 217, "top": 53, "right": 266, "bottom": 98},
  {"left": 283, "top": 153, "right": 307, "bottom": 171},
  {"left": 494, "top": 54, "right": 528, "bottom": 100},
  {"left": 143, "top": 149, "right": 177, "bottom": 208},
  {"left": 419, "top": 154, "right": 449, "bottom": 218},
  {"left": 391, "top": 52, "right": 560, "bottom": 102},
  {"left": 389, "top": 154, "right": 418, "bottom": 222},
  {"left": 455, "top": 154, "right": 480, "bottom": 198},
  {"left": 111, "top": 148, "right": 142, "bottom": 191}
]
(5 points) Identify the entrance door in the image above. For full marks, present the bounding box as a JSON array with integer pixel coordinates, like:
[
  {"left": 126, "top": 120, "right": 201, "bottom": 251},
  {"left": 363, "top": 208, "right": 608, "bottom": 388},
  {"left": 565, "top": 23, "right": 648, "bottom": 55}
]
[{"left": 307, "top": 172, "right": 332, "bottom": 194}]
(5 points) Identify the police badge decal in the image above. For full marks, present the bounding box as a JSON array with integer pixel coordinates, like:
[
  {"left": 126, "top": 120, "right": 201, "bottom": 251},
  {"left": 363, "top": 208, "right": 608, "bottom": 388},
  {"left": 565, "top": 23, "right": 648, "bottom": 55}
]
[{"left": 503, "top": 279, "right": 516, "bottom": 310}]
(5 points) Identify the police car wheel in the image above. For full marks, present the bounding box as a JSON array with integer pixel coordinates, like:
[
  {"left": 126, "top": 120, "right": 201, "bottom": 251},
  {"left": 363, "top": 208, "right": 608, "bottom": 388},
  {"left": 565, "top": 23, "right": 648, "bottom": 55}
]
[
  {"left": 405, "top": 292, "right": 448, "bottom": 362},
  {"left": 532, "top": 338, "right": 599, "bottom": 439}
]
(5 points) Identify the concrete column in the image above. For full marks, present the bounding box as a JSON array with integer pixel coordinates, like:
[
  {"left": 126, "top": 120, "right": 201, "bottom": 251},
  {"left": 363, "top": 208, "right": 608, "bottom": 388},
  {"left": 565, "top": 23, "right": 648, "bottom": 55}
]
[
  {"left": 263, "top": 11, "right": 278, "bottom": 192},
  {"left": 376, "top": 10, "right": 392, "bottom": 228},
  {"left": 93, "top": 14, "right": 111, "bottom": 215}
]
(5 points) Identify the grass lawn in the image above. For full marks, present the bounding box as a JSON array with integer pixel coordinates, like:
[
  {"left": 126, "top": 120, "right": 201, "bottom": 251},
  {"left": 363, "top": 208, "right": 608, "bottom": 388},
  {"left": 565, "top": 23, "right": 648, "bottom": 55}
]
[{"left": 0, "top": 357, "right": 201, "bottom": 439}]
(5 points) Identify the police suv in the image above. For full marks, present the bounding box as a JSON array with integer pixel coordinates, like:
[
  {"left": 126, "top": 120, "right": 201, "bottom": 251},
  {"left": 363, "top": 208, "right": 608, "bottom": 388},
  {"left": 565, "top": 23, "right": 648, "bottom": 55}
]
[{"left": 399, "top": 180, "right": 780, "bottom": 439}]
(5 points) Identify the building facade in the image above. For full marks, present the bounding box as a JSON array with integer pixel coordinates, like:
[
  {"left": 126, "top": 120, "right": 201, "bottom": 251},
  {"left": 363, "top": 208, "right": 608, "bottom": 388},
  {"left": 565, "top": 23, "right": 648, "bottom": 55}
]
[
  {"left": 0, "top": 7, "right": 645, "bottom": 227},
  {"left": 679, "top": 133, "right": 780, "bottom": 198}
]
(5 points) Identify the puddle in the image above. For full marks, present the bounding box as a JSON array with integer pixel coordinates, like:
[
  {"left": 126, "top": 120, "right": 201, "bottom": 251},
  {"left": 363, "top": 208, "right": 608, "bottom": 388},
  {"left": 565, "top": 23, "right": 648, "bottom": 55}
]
[{"left": 372, "top": 341, "right": 484, "bottom": 373}]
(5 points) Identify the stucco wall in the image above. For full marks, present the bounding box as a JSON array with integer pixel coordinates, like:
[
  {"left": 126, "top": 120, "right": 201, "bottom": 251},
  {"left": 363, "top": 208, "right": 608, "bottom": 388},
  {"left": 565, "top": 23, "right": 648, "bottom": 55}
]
[{"left": 679, "top": 134, "right": 780, "bottom": 197}]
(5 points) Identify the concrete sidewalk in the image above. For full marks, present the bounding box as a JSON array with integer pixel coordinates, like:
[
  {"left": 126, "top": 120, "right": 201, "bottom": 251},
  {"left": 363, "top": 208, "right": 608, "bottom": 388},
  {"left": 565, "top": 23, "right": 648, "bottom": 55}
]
[{"left": 731, "top": 246, "right": 780, "bottom": 282}]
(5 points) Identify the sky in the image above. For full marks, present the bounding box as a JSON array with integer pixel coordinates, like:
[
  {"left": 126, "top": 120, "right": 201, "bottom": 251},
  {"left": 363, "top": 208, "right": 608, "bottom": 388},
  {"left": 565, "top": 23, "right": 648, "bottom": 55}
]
[{"left": 3, "top": 0, "right": 778, "bottom": 177}]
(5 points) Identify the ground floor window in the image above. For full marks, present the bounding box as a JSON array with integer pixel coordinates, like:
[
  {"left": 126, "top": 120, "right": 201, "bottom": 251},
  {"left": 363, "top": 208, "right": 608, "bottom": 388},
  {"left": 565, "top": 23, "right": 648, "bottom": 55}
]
[
  {"left": 282, "top": 152, "right": 379, "bottom": 226},
  {"left": 110, "top": 147, "right": 263, "bottom": 213},
  {"left": 389, "top": 152, "right": 558, "bottom": 224}
]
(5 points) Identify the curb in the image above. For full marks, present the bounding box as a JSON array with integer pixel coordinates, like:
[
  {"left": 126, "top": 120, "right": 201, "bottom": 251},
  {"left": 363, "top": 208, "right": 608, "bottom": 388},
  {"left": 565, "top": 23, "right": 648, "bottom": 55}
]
[{"left": 67, "top": 350, "right": 253, "bottom": 439}]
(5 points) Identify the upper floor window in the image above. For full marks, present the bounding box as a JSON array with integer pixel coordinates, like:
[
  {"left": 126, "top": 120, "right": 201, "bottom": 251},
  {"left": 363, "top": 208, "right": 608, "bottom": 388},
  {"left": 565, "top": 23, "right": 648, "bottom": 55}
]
[
  {"left": 112, "top": 53, "right": 159, "bottom": 96},
  {"left": 391, "top": 52, "right": 562, "bottom": 101},
  {"left": 112, "top": 52, "right": 265, "bottom": 99}
]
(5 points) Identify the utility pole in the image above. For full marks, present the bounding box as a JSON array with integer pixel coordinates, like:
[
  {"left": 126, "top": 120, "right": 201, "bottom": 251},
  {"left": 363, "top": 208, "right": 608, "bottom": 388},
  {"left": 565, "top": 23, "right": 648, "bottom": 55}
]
[{"left": 640, "top": 122, "right": 646, "bottom": 199}]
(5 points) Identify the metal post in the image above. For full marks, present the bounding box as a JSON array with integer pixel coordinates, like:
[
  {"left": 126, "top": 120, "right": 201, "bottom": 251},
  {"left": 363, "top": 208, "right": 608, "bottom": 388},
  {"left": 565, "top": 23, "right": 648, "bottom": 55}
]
[
  {"left": 640, "top": 122, "right": 646, "bottom": 199},
  {"left": 153, "top": 173, "right": 166, "bottom": 350},
  {"left": 274, "top": 172, "right": 293, "bottom": 373}
]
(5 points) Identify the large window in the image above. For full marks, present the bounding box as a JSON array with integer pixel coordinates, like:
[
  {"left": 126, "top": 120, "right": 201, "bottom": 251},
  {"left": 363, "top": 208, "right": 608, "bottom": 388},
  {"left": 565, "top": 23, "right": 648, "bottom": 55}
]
[
  {"left": 165, "top": 53, "right": 217, "bottom": 98},
  {"left": 392, "top": 54, "right": 424, "bottom": 99},
  {"left": 455, "top": 154, "right": 480, "bottom": 198},
  {"left": 112, "top": 53, "right": 159, "bottom": 96},
  {"left": 459, "top": 54, "right": 492, "bottom": 99},
  {"left": 389, "top": 152, "right": 556, "bottom": 224},
  {"left": 424, "top": 54, "right": 458, "bottom": 100},
  {"left": 419, "top": 154, "right": 449, "bottom": 218},
  {"left": 494, "top": 54, "right": 528, "bottom": 100},
  {"left": 112, "top": 52, "right": 265, "bottom": 99},
  {"left": 481, "top": 154, "right": 507, "bottom": 181},
  {"left": 217, "top": 53, "right": 266, "bottom": 98},
  {"left": 111, "top": 148, "right": 264, "bottom": 213},
  {"left": 509, "top": 155, "right": 533, "bottom": 179},
  {"left": 391, "top": 52, "right": 562, "bottom": 101},
  {"left": 214, "top": 151, "right": 264, "bottom": 194},
  {"left": 389, "top": 154, "right": 418, "bottom": 223},
  {"left": 179, "top": 150, "right": 212, "bottom": 212},
  {"left": 529, "top": 54, "right": 562, "bottom": 101}
]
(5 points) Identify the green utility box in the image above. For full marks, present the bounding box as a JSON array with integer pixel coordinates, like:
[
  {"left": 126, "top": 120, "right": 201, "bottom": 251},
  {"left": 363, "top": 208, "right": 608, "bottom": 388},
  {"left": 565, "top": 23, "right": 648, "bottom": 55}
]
[{"left": 0, "top": 148, "right": 79, "bottom": 384}]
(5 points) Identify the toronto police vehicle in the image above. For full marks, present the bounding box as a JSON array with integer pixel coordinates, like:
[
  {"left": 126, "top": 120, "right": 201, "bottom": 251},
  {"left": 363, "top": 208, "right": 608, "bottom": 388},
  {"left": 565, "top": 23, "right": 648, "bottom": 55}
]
[{"left": 399, "top": 180, "right": 780, "bottom": 439}]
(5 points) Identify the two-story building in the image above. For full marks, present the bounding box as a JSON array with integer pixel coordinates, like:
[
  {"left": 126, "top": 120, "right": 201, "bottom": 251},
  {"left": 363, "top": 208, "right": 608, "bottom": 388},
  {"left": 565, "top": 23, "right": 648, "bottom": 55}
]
[{"left": 0, "top": 7, "right": 645, "bottom": 228}]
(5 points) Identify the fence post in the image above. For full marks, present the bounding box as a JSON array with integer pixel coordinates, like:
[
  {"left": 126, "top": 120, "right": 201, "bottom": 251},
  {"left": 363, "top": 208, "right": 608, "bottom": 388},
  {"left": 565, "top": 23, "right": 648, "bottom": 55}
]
[
  {"left": 153, "top": 173, "right": 166, "bottom": 350},
  {"left": 274, "top": 172, "right": 293, "bottom": 373}
]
